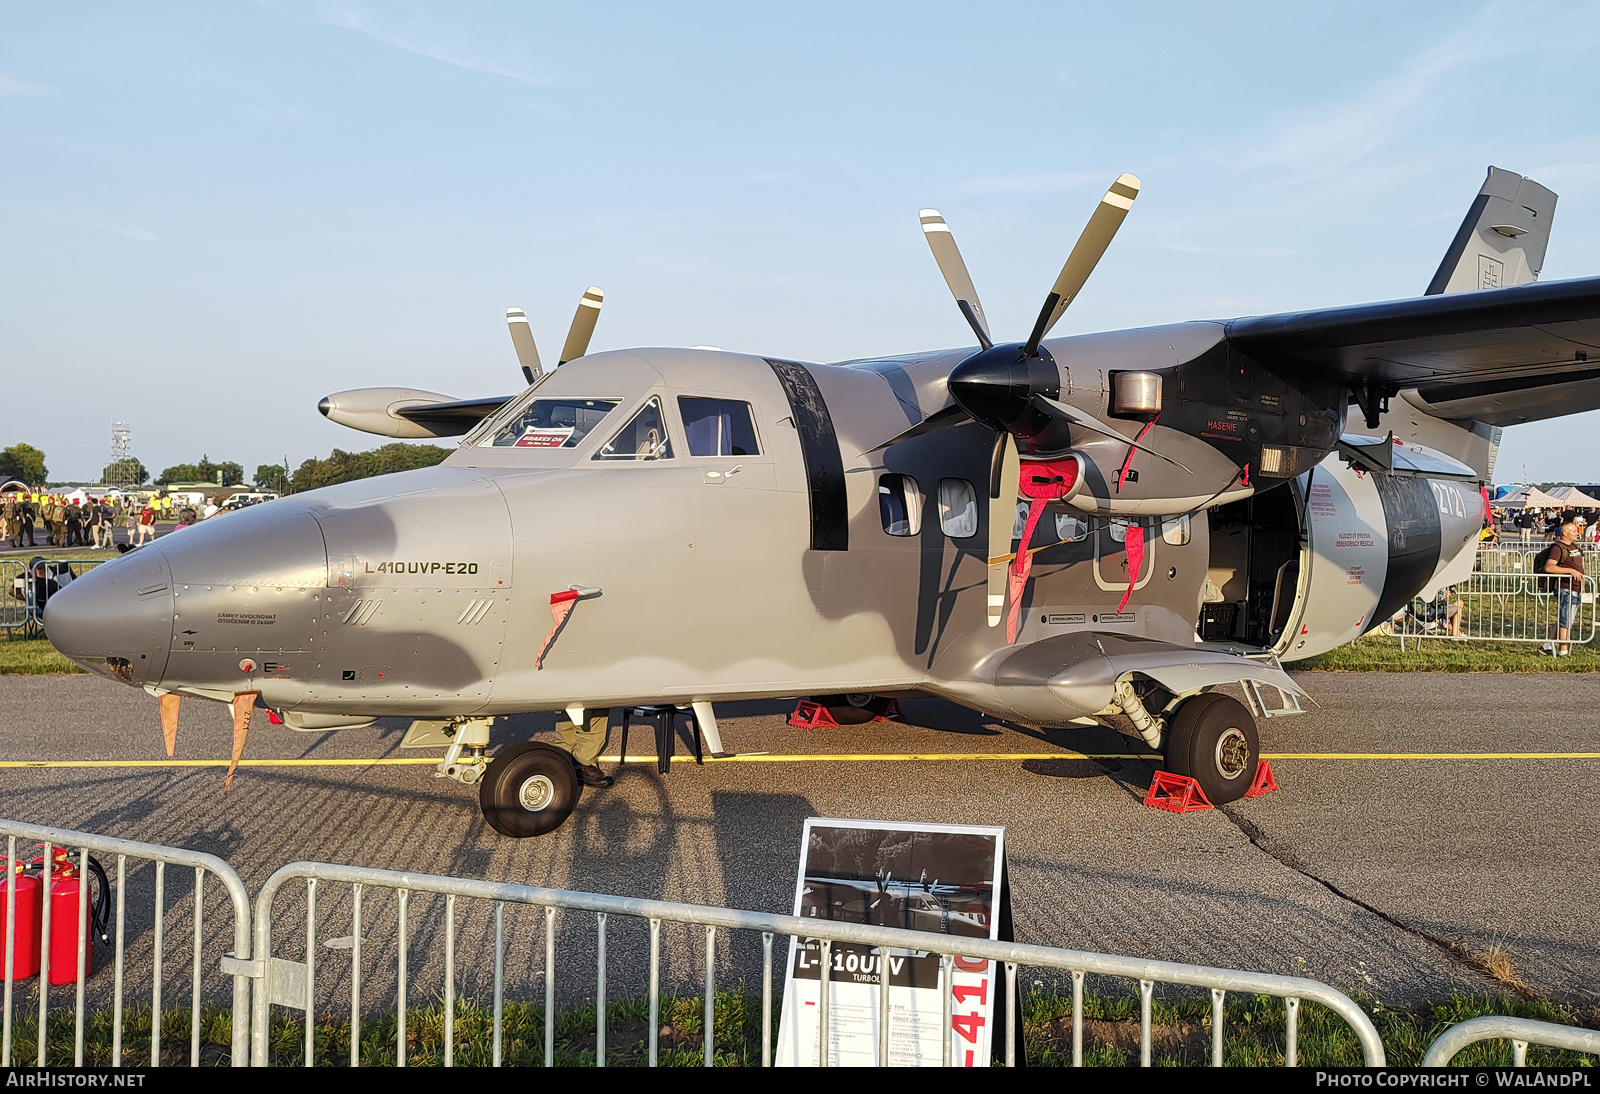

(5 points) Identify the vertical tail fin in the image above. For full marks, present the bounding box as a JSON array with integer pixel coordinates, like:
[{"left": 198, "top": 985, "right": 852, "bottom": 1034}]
[{"left": 1425, "top": 167, "right": 1557, "bottom": 295}]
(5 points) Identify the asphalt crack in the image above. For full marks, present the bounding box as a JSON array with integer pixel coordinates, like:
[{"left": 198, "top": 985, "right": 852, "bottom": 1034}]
[{"left": 1218, "top": 804, "right": 1540, "bottom": 999}]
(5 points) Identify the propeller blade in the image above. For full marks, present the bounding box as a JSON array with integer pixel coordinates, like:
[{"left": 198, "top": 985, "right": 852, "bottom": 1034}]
[
  {"left": 860, "top": 403, "right": 974, "bottom": 455},
  {"left": 507, "top": 307, "right": 543, "bottom": 385},
  {"left": 1024, "top": 174, "right": 1141, "bottom": 354},
  {"left": 920, "top": 210, "right": 993, "bottom": 350},
  {"left": 1032, "top": 394, "right": 1191, "bottom": 472},
  {"left": 986, "top": 432, "right": 1020, "bottom": 628},
  {"left": 558, "top": 286, "right": 605, "bottom": 366}
]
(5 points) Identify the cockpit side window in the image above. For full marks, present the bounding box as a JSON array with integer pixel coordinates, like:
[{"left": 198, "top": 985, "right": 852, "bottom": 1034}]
[
  {"left": 594, "top": 396, "right": 674, "bottom": 461},
  {"left": 483, "top": 398, "right": 619, "bottom": 448},
  {"left": 678, "top": 397, "right": 760, "bottom": 456}
]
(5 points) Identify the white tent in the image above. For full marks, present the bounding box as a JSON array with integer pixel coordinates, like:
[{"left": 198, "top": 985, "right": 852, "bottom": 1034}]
[
  {"left": 1544, "top": 485, "right": 1600, "bottom": 507},
  {"left": 1495, "top": 485, "right": 1567, "bottom": 509}
]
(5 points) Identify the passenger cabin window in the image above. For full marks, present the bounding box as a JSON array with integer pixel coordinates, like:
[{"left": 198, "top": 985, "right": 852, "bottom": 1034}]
[
  {"left": 1055, "top": 513, "right": 1089, "bottom": 542},
  {"left": 679, "top": 397, "right": 760, "bottom": 456},
  {"left": 938, "top": 479, "right": 977, "bottom": 538},
  {"left": 486, "top": 398, "right": 619, "bottom": 448},
  {"left": 594, "top": 397, "right": 673, "bottom": 461},
  {"left": 879, "top": 474, "right": 922, "bottom": 536},
  {"left": 1162, "top": 514, "right": 1191, "bottom": 545}
]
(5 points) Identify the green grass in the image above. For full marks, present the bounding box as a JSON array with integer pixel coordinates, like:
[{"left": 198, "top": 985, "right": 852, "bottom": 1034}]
[
  {"left": 1297, "top": 633, "right": 1600, "bottom": 672},
  {"left": 2, "top": 989, "right": 1593, "bottom": 1067},
  {"left": 0, "top": 638, "right": 85, "bottom": 675}
]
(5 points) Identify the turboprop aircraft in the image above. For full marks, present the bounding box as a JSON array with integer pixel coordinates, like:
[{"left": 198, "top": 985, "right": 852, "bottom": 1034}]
[{"left": 45, "top": 166, "right": 1599, "bottom": 837}]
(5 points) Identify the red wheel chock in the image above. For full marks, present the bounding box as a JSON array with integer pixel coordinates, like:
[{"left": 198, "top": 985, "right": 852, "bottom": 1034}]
[
  {"left": 786, "top": 699, "right": 903, "bottom": 729},
  {"left": 1243, "top": 759, "right": 1278, "bottom": 798},
  {"left": 1142, "top": 772, "right": 1214, "bottom": 813},
  {"left": 787, "top": 700, "right": 837, "bottom": 729}
]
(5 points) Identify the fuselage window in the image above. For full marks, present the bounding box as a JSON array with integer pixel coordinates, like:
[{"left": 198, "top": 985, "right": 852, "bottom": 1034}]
[
  {"left": 937, "top": 479, "right": 978, "bottom": 539},
  {"left": 486, "top": 398, "right": 619, "bottom": 448},
  {"left": 594, "top": 396, "right": 674, "bottom": 461},
  {"left": 1162, "top": 514, "right": 1191, "bottom": 545},
  {"left": 1055, "top": 512, "right": 1090, "bottom": 542},
  {"left": 679, "top": 397, "right": 761, "bottom": 456},
  {"left": 878, "top": 474, "right": 922, "bottom": 536}
]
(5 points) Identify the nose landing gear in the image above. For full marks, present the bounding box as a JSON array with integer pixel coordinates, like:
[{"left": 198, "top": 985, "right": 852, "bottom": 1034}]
[{"left": 479, "top": 742, "right": 580, "bottom": 837}]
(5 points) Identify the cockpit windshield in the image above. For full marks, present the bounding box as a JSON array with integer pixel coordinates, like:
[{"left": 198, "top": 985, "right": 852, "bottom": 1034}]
[{"left": 480, "top": 398, "right": 620, "bottom": 448}]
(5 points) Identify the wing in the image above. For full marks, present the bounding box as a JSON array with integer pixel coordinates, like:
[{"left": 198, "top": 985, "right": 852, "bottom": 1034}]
[
  {"left": 393, "top": 396, "right": 513, "bottom": 436},
  {"left": 1227, "top": 275, "right": 1600, "bottom": 425}
]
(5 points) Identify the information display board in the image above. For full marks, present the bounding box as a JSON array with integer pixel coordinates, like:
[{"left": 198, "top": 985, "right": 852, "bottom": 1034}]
[{"left": 775, "top": 817, "right": 1010, "bottom": 1067}]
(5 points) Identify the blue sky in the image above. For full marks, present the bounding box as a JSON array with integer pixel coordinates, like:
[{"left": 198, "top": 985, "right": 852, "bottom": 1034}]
[{"left": 4, "top": 1, "right": 1600, "bottom": 483}]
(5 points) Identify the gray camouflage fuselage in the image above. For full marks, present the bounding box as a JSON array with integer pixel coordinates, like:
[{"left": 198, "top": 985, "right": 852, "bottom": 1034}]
[{"left": 44, "top": 323, "right": 1486, "bottom": 727}]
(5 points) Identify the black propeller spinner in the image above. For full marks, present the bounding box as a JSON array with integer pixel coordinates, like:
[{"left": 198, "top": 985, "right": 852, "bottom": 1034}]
[{"left": 947, "top": 341, "right": 1062, "bottom": 443}]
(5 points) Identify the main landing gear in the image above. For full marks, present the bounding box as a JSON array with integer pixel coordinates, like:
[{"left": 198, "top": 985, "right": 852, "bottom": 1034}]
[
  {"left": 812, "top": 693, "right": 893, "bottom": 725},
  {"left": 1162, "top": 693, "right": 1259, "bottom": 805}
]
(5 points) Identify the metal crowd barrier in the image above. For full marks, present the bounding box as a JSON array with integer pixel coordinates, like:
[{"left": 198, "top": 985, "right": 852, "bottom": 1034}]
[
  {"left": 1387, "top": 569, "right": 1598, "bottom": 650},
  {"left": 1, "top": 557, "right": 109, "bottom": 638},
  {"left": 248, "top": 861, "right": 1386, "bottom": 1068},
  {"left": 1422, "top": 1015, "right": 1600, "bottom": 1066},
  {"left": 0, "top": 819, "right": 252, "bottom": 1068}
]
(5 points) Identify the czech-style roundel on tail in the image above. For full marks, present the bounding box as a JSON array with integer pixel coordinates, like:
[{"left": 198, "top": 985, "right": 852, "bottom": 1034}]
[{"left": 47, "top": 167, "right": 1599, "bottom": 833}]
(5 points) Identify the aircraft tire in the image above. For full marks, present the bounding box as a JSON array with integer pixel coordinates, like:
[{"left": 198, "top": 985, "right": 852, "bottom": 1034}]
[
  {"left": 1164, "top": 693, "right": 1259, "bottom": 805},
  {"left": 480, "top": 742, "right": 579, "bottom": 837},
  {"left": 814, "top": 694, "right": 891, "bottom": 725}
]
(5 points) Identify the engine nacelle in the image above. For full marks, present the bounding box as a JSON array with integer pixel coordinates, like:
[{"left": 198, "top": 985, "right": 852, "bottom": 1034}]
[
  {"left": 1278, "top": 454, "right": 1484, "bottom": 660},
  {"left": 318, "top": 387, "right": 460, "bottom": 439}
]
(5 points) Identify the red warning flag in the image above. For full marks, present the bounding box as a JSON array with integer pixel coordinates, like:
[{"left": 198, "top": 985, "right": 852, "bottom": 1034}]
[
  {"left": 1116, "top": 524, "right": 1145, "bottom": 615},
  {"left": 1005, "top": 456, "right": 1081, "bottom": 643},
  {"left": 536, "top": 590, "right": 582, "bottom": 669}
]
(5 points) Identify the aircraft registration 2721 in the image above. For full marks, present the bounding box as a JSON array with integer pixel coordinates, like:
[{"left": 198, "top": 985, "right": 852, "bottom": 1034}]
[{"left": 46, "top": 166, "right": 1600, "bottom": 836}]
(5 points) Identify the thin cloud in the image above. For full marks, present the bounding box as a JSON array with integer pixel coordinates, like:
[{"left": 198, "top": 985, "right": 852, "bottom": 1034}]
[
  {"left": 0, "top": 75, "right": 51, "bottom": 97},
  {"left": 1241, "top": 2, "right": 1600, "bottom": 187},
  {"left": 278, "top": 3, "right": 555, "bottom": 85},
  {"left": 92, "top": 223, "right": 161, "bottom": 243}
]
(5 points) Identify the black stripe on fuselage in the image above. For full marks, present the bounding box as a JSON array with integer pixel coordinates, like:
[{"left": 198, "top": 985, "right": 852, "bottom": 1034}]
[
  {"left": 765, "top": 358, "right": 849, "bottom": 551},
  {"left": 1371, "top": 474, "right": 1443, "bottom": 624}
]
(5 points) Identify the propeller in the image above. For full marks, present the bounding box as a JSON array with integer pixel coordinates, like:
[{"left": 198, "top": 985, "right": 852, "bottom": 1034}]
[
  {"left": 895, "top": 176, "right": 1171, "bottom": 625},
  {"left": 506, "top": 286, "right": 606, "bottom": 386}
]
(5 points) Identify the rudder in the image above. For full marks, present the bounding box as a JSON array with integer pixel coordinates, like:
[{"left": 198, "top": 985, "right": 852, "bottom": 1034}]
[{"left": 1424, "top": 166, "right": 1556, "bottom": 295}]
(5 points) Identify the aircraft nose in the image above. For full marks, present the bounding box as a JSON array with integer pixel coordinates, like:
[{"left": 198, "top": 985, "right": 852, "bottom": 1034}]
[{"left": 44, "top": 549, "right": 174, "bottom": 687}]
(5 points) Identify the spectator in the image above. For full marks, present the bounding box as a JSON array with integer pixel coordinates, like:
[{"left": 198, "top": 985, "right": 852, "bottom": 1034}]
[
  {"left": 1539, "top": 521, "right": 1585, "bottom": 656},
  {"left": 1515, "top": 508, "right": 1534, "bottom": 544},
  {"left": 135, "top": 501, "right": 156, "bottom": 545}
]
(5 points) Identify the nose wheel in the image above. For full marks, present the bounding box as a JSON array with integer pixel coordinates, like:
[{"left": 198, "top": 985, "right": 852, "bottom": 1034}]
[{"left": 479, "top": 742, "right": 579, "bottom": 837}]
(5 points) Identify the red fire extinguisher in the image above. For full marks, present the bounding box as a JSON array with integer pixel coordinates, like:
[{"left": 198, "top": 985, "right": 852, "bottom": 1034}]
[
  {"left": 0, "top": 868, "right": 41, "bottom": 980},
  {"left": 24, "top": 851, "right": 111, "bottom": 986}
]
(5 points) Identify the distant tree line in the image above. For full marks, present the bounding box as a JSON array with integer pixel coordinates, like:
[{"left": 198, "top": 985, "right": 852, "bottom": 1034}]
[
  {"left": 156, "top": 455, "right": 245, "bottom": 486},
  {"left": 288, "top": 444, "right": 451, "bottom": 492},
  {"left": 0, "top": 443, "right": 48, "bottom": 485}
]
